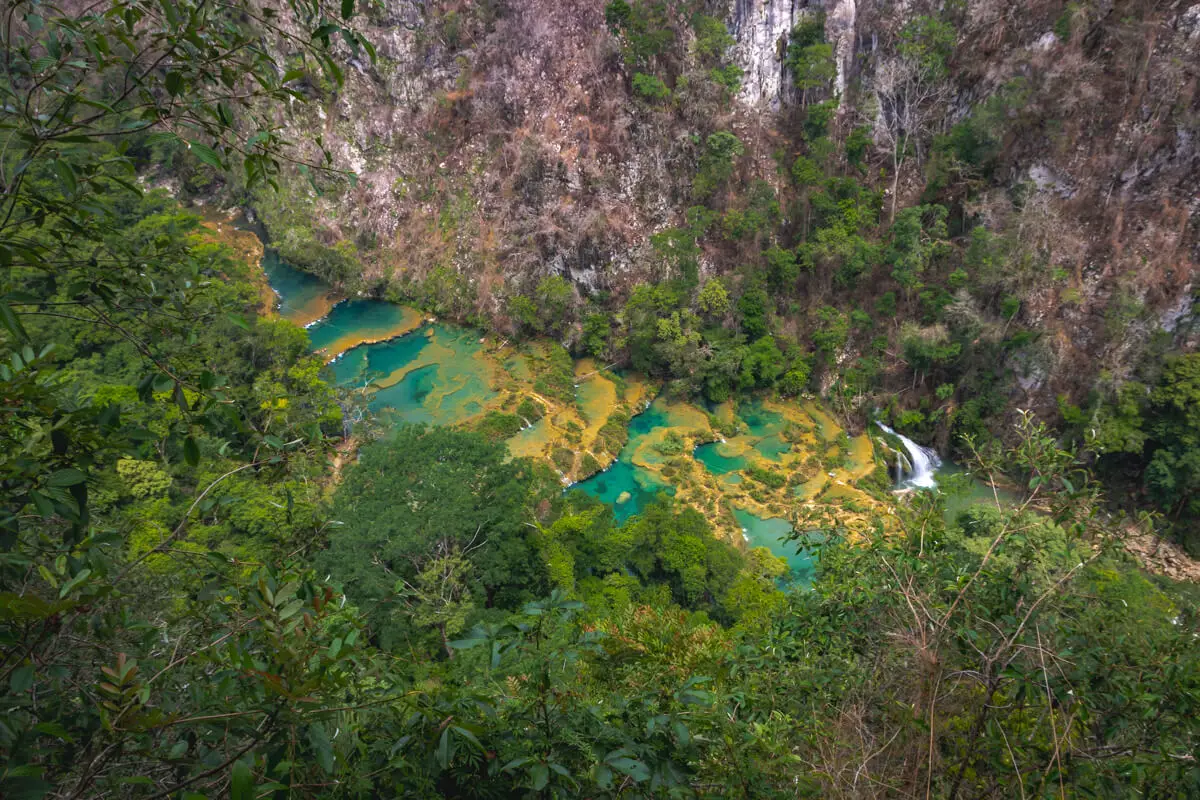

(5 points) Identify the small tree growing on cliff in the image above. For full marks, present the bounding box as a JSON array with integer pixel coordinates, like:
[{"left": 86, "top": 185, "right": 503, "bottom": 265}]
[{"left": 870, "top": 56, "right": 951, "bottom": 222}]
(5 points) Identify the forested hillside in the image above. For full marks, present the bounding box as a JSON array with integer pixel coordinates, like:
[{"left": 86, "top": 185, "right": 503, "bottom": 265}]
[
  {"left": 197, "top": 0, "right": 1197, "bottom": 549},
  {"left": 1, "top": 1, "right": 1198, "bottom": 799}
]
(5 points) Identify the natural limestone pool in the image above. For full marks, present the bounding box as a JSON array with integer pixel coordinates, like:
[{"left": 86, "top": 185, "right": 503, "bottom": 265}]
[{"left": 255, "top": 244, "right": 892, "bottom": 583}]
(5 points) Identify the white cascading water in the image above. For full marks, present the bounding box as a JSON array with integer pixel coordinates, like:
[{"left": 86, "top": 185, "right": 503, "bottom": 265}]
[{"left": 876, "top": 423, "right": 942, "bottom": 488}]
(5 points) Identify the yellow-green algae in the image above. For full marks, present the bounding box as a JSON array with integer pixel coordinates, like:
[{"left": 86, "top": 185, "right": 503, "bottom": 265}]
[{"left": 576, "top": 395, "right": 891, "bottom": 544}]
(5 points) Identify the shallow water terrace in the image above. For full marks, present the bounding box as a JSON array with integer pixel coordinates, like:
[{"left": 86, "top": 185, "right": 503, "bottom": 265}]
[{"left": 258, "top": 247, "right": 900, "bottom": 583}]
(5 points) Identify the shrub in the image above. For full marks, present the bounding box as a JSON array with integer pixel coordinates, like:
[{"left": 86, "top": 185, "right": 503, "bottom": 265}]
[
  {"left": 551, "top": 447, "right": 576, "bottom": 473},
  {"left": 632, "top": 72, "right": 670, "bottom": 101}
]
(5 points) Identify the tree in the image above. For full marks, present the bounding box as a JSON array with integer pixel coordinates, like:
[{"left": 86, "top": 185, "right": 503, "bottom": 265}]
[
  {"left": 870, "top": 55, "right": 952, "bottom": 221},
  {"left": 322, "top": 426, "right": 553, "bottom": 645},
  {"left": 693, "top": 131, "right": 745, "bottom": 202},
  {"left": 697, "top": 278, "right": 730, "bottom": 318},
  {"left": 888, "top": 204, "right": 949, "bottom": 295},
  {"left": 626, "top": 499, "right": 744, "bottom": 617},
  {"left": 396, "top": 551, "right": 475, "bottom": 658},
  {"left": 737, "top": 283, "right": 770, "bottom": 340},
  {"left": 1141, "top": 354, "right": 1200, "bottom": 546}
]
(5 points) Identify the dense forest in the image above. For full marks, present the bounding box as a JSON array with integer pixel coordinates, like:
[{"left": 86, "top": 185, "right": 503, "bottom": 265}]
[{"left": 1, "top": 0, "right": 1198, "bottom": 799}]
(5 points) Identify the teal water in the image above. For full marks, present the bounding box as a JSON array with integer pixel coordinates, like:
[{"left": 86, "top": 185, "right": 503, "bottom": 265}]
[
  {"left": 339, "top": 325, "right": 497, "bottom": 424},
  {"left": 733, "top": 508, "right": 817, "bottom": 588},
  {"left": 694, "top": 399, "right": 790, "bottom": 477},
  {"left": 256, "top": 247, "right": 830, "bottom": 586},
  {"left": 572, "top": 396, "right": 677, "bottom": 522},
  {"left": 261, "top": 249, "right": 333, "bottom": 324},
  {"left": 694, "top": 442, "right": 747, "bottom": 474},
  {"left": 570, "top": 460, "right": 669, "bottom": 523},
  {"left": 306, "top": 299, "right": 417, "bottom": 355},
  {"left": 330, "top": 327, "right": 432, "bottom": 386}
]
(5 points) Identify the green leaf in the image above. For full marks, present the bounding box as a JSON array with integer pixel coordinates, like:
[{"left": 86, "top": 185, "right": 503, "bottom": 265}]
[
  {"left": 188, "top": 142, "right": 223, "bottom": 169},
  {"left": 230, "top": 759, "right": 254, "bottom": 800},
  {"left": 307, "top": 723, "right": 335, "bottom": 774},
  {"left": 30, "top": 490, "right": 55, "bottom": 518},
  {"left": 10, "top": 664, "right": 34, "bottom": 693},
  {"left": 33, "top": 722, "right": 75, "bottom": 742},
  {"left": 608, "top": 756, "right": 650, "bottom": 782},
  {"left": 183, "top": 437, "right": 200, "bottom": 467},
  {"left": 165, "top": 71, "right": 183, "bottom": 96},
  {"left": 278, "top": 599, "right": 304, "bottom": 620},
  {"left": 53, "top": 160, "right": 78, "bottom": 195},
  {"left": 530, "top": 763, "right": 549, "bottom": 791},
  {"left": 341, "top": 0, "right": 354, "bottom": 19},
  {"left": 0, "top": 301, "right": 30, "bottom": 342},
  {"left": 143, "top": 131, "right": 178, "bottom": 146},
  {"left": 451, "top": 725, "right": 482, "bottom": 750},
  {"left": 58, "top": 569, "right": 92, "bottom": 598},
  {"left": 47, "top": 468, "right": 87, "bottom": 487}
]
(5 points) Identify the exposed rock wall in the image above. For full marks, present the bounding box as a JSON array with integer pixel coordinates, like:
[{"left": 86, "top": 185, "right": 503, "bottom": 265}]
[
  {"left": 731, "top": 0, "right": 803, "bottom": 109},
  {"left": 255, "top": 0, "right": 1198, "bottom": 412}
]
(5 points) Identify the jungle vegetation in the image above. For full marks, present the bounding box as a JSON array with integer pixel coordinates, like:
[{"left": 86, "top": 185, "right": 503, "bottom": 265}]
[{"left": 0, "top": 1, "right": 1197, "bottom": 799}]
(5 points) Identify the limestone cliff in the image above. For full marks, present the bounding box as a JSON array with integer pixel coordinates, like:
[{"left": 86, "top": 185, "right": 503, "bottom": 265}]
[{"left": 246, "top": 0, "right": 1198, "bottom": 424}]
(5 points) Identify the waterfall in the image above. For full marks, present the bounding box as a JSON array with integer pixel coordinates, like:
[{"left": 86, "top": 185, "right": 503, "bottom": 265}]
[{"left": 876, "top": 423, "right": 941, "bottom": 488}]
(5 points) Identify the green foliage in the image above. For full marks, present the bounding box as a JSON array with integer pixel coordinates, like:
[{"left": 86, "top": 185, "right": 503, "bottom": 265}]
[
  {"left": 845, "top": 125, "right": 873, "bottom": 167},
  {"left": 901, "top": 322, "right": 961, "bottom": 373},
  {"left": 779, "top": 357, "right": 812, "bottom": 395},
  {"left": 926, "top": 78, "right": 1030, "bottom": 193},
  {"left": 517, "top": 396, "right": 546, "bottom": 422},
  {"left": 274, "top": 228, "right": 362, "bottom": 286},
  {"left": 650, "top": 205, "right": 714, "bottom": 286},
  {"left": 803, "top": 99, "right": 839, "bottom": 141},
  {"left": 605, "top": 0, "right": 673, "bottom": 67},
  {"left": 323, "top": 426, "right": 552, "bottom": 645},
  {"left": 786, "top": 18, "right": 836, "bottom": 105},
  {"left": 791, "top": 154, "right": 823, "bottom": 187},
  {"left": 812, "top": 305, "right": 850, "bottom": 358},
  {"left": 508, "top": 293, "right": 540, "bottom": 331},
  {"left": 582, "top": 311, "right": 613, "bottom": 357},
  {"left": 697, "top": 278, "right": 730, "bottom": 317},
  {"left": 655, "top": 431, "right": 687, "bottom": 456},
  {"left": 5, "top": 3, "right": 1199, "bottom": 797},
  {"left": 737, "top": 284, "right": 771, "bottom": 340},
  {"left": 745, "top": 465, "right": 787, "bottom": 488},
  {"left": 533, "top": 344, "right": 577, "bottom": 404},
  {"left": 720, "top": 180, "right": 779, "bottom": 241},
  {"left": 1087, "top": 355, "right": 1200, "bottom": 549},
  {"left": 888, "top": 204, "right": 949, "bottom": 293},
  {"left": 739, "top": 335, "right": 784, "bottom": 389},
  {"left": 0, "top": 0, "right": 363, "bottom": 782},
  {"left": 624, "top": 500, "right": 744, "bottom": 615},
  {"left": 693, "top": 131, "right": 745, "bottom": 201},
  {"left": 474, "top": 411, "right": 524, "bottom": 442},
  {"left": 691, "top": 14, "right": 735, "bottom": 62},
  {"left": 632, "top": 71, "right": 671, "bottom": 101},
  {"left": 535, "top": 274, "right": 576, "bottom": 335},
  {"left": 898, "top": 15, "right": 957, "bottom": 78},
  {"left": 115, "top": 459, "right": 172, "bottom": 499}
]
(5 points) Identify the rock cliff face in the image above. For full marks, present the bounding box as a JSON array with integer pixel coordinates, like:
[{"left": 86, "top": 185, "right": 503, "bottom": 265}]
[
  {"left": 255, "top": 0, "right": 1198, "bottom": 416},
  {"left": 731, "top": 0, "right": 802, "bottom": 109}
]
